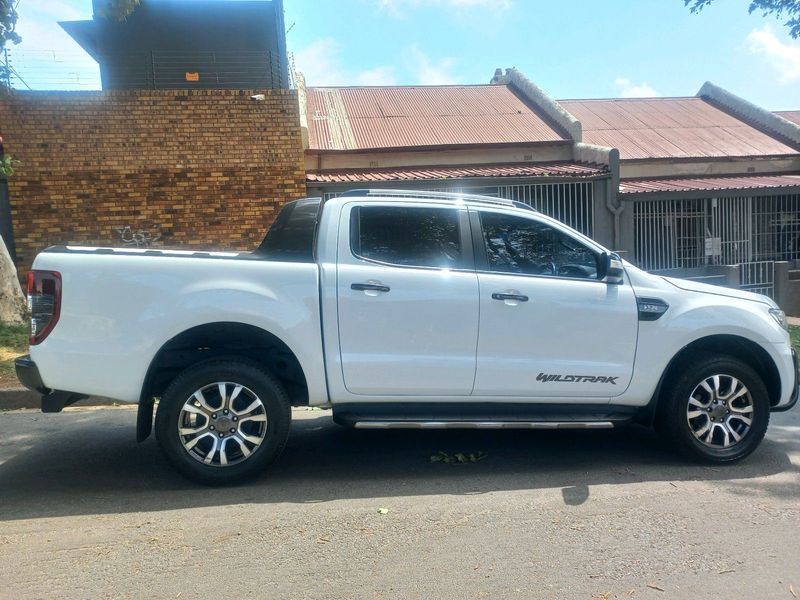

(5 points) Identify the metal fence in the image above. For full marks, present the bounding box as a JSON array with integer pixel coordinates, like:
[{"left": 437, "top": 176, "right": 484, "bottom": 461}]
[
  {"left": 633, "top": 193, "right": 800, "bottom": 270},
  {"left": 3, "top": 49, "right": 287, "bottom": 91},
  {"left": 323, "top": 181, "right": 595, "bottom": 236},
  {"left": 633, "top": 193, "right": 800, "bottom": 298}
]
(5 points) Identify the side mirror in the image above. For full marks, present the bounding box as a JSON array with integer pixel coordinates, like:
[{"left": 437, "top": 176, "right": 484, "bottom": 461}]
[{"left": 599, "top": 252, "right": 624, "bottom": 284}]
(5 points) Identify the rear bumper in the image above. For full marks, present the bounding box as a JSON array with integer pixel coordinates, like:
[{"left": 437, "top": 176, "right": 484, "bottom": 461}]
[
  {"left": 772, "top": 348, "right": 798, "bottom": 413},
  {"left": 15, "top": 354, "right": 48, "bottom": 394},
  {"left": 15, "top": 355, "right": 87, "bottom": 412}
]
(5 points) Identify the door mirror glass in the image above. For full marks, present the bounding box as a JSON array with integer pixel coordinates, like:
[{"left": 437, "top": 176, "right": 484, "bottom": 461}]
[{"left": 600, "top": 252, "right": 625, "bottom": 284}]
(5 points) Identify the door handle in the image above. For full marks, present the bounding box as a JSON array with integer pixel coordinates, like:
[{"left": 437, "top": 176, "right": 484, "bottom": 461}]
[
  {"left": 491, "top": 292, "right": 529, "bottom": 302},
  {"left": 351, "top": 282, "right": 391, "bottom": 293}
]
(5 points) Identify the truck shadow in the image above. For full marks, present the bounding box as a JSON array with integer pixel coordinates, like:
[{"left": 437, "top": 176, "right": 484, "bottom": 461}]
[{"left": 0, "top": 409, "right": 797, "bottom": 521}]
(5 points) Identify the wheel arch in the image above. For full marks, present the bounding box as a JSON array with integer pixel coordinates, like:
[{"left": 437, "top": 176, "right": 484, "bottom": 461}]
[
  {"left": 644, "top": 333, "right": 782, "bottom": 427},
  {"left": 137, "top": 321, "right": 309, "bottom": 442}
]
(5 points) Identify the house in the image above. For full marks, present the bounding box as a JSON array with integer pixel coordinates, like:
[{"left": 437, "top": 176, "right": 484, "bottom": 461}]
[{"left": 300, "top": 69, "right": 800, "bottom": 306}]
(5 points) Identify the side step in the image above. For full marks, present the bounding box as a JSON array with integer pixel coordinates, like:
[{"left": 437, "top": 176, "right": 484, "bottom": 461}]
[
  {"left": 353, "top": 420, "right": 614, "bottom": 430},
  {"left": 333, "top": 402, "right": 638, "bottom": 430}
]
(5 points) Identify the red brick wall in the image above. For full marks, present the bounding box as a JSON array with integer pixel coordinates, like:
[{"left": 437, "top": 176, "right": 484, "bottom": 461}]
[{"left": 0, "top": 89, "right": 306, "bottom": 272}]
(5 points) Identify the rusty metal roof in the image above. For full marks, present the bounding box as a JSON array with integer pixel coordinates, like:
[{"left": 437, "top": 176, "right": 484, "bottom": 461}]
[
  {"left": 619, "top": 173, "right": 800, "bottom": 195},
  {"left": 306, "top": 162, "right": 606, "bottom": 183},
  {"left": 777, "top": 110, "right": 800, "bottom": 126},
  {"left": 559, "top": 98, "right": 799, "bottom": 160},
  {"left": 306, "top": 85, "right": 569, "bottom": 151}
]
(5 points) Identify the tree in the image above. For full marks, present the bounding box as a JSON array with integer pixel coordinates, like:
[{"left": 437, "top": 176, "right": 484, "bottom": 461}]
[
  {"left": 685, "top": 0, "right": 800, "bottom": 38},
  {"left": 94, "top": 0, "right": 142, "bottom": 21},
  {"left": 0, "top": 235, "right": 25, "bottom": 324},
  {"left": 1, "top": 0, "right": 21, "bottom": 49}
]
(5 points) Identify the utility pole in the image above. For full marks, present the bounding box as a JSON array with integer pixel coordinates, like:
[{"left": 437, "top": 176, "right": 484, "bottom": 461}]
[{"left": 2, "top": 48, "right": 10, "bottom": 91}]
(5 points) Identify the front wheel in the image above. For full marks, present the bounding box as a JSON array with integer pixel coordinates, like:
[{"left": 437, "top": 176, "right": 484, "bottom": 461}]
[
  {"left": 659, "top": 354, "right": 770, "bottom": 463},
  {"left": 155, "top": 359, "right": 291, "bottom": 485}
]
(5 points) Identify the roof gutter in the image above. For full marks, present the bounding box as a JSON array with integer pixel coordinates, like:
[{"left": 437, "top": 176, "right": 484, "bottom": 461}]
[{"left": 697, "top": 81, "right": 800, "bottom": 148}]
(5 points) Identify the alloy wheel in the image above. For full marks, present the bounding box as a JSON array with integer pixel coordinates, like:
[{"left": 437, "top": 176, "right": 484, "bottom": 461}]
[
  {"left": 177, "top": 382, "right": 268, "bottom": 467},
  {"left": 686, "top": 374, "right": 754, "bottom": 449}
]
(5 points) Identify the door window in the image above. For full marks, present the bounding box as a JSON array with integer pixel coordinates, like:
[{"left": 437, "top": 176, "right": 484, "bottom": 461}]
[
  {"left": 480, "top": 212, "right": 599, "bottom": 279},
  {"left": 351, "top": 206, "right": 462, "bottom": 269}
]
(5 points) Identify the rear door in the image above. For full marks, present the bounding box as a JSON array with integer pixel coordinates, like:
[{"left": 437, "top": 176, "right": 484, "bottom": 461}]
[
  {"left": 336, "top": 202, "right": 479, "bottom": 396},
  {"left": 471, "top": 209, "right": 639, "bottom": 398}
]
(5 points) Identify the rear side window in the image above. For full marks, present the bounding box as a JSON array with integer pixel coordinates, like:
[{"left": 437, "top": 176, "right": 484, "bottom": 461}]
[
  {"left": 351, "top": 206, "right": 462, "bottom": 269},
  {"left": 255, "top": 198, "right": 321, "bottom": 262}
]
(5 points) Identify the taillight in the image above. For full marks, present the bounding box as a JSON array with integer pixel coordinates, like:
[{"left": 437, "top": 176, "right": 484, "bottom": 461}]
[{"left": 27, "top": 270, "right": 62, "bottom": 345}]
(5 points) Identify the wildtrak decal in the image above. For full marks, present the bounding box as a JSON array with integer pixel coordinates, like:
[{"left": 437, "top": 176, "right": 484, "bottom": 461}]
[{"left": 536, "top": 373, "right": 619, "bottom": 385}]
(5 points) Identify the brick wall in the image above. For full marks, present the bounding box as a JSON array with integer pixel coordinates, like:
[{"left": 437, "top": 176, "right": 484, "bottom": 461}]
[{"left": 0, "top": 89, "right": 306, "bottom": 272}]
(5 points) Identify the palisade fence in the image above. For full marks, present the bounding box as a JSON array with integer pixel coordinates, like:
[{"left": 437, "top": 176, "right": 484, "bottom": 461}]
[
  {"left": 633, "top": 193, "right": 800, "bottom": 297},
  {"left": 323, "top": 182, "right": 596, "bottom": 237},
  {"left": 3, "top": 49, "right": 288, "bottom": 91}
]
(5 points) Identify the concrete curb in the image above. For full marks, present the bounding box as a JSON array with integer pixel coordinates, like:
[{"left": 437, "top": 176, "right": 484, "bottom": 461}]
[{"left": 0, "top": 388, "right": 119, "bottom": 410}]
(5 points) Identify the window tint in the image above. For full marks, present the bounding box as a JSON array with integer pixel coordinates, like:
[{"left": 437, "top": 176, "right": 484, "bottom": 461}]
[
  {"left": 480, "top": 212, "right": 599, "bottom": 279},
  {"left": 352, "top": 206, "right": 462, "bottom": 268},
  {"left": 255, "top": 198, "right": 321, "bottom": 262}
]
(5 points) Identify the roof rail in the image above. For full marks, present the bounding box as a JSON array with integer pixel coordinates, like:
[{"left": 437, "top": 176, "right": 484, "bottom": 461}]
[{"left": 339, "top": 188, "right": 517, "bottom": 207}]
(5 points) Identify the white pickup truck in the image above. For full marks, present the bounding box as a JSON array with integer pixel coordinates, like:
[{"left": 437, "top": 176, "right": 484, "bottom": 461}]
[{"left": 16, "top": 189, "right": 798, "bottom": 484}]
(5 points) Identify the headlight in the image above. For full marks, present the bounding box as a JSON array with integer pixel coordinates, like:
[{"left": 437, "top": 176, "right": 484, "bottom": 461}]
[{"left": 769, "top": 308, "right": 788, "bottom": 331}]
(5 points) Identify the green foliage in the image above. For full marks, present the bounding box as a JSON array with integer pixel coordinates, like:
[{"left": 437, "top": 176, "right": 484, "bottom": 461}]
[
  {"left": 430, "top": 450, "right": 487, "bottom": 464},
  {"left": 0, "top": 154, "right": 18, "bottom": 177},
  {"left": 0, "top": 322, "right": 28, "bottom": 384},
  {"left": 684, "top": 0, "right": 800, "bottom": 38},
  {"left": 790, "top": 325, "right": 799, "bottom": 352},
  {"left": 0, "top": 0, "right": 21, "bottom": 49},
  {"left": 95, "top": 0, "right": 142, "bottom": 21}
]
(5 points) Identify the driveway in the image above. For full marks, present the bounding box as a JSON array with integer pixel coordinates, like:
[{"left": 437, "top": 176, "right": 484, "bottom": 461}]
[{"left": 1, "top": 407, "right": 798, "bottom": 599}]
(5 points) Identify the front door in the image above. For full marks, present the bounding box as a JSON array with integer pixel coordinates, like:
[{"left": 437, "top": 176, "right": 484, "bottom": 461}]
[
  {"left": 336, "top": 203, "right": 479, "bottom": 396},
  {"left": 471, "top": 209, "right": 639, "bottom": 398}
]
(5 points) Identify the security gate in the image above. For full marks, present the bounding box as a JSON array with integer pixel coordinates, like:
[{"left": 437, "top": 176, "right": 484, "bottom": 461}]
[
  {"left": 739, "top": 261, "right": 775, "bottom": 297},
  {"left": 634, "top": 192, "right": 800, "bottom": 299}
]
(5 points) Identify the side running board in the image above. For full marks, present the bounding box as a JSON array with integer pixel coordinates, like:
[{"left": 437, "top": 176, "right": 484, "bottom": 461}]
[
  {"left": 333, "top": 402, "right": 638, "bottom": 429},
  {"left": 353, "top": 420, "right": 614, "bottom": 430}
]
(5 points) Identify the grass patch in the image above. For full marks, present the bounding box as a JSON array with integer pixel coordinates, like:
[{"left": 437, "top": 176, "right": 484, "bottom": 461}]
[
  {"left": 0, "top": 323, "right": 28, "bottom": 387},
  {"left": 790, "top": 325, "right": 800, "bottom": 353}
]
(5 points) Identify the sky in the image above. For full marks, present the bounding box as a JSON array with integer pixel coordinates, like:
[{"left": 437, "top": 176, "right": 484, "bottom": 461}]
[{"left": 8, "top": 0, "right": 800, "bottom": 110}]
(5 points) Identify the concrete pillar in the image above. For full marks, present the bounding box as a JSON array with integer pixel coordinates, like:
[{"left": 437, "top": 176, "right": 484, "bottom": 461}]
[
  {"left": 774, "top": 261, "right": 790, "bottom": 309},
  {"left": 591, "top": 178, "right": 614, "bottom": 249},
  {"left": 616, "top": 200, "right": 636, "bottom": 257},
  {"left": 724, "top": 264, "right": 741, "bottom": 288}
]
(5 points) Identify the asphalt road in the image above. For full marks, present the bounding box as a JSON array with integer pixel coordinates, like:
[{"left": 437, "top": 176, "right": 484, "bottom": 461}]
[{"left": 1, "top": 406, "right": 798, "bottom": 599}]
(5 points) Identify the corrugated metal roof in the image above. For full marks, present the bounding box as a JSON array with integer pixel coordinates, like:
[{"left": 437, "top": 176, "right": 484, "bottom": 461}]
[
  {"left": 307, "top": 162, "right": 607, "bottom": 183},
  {"left": 306, "top": 85, "right": 569, "bottom": 151},
  {"left": 559, "top": 97, "right": 799, "bottom": 160},
  {"left": 777, "top": 110, "right": 800, "bottom": 126},
  {"left": 619, "top": 173, "right": 800, "bottom": 194}
]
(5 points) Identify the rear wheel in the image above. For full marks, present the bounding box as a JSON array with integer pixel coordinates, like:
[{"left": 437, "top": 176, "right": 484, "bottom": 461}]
[
  {"left": 155, "top": 359, "right": 291, "bottom": 485},
  {"left": 659, "top": 354, "right": 770, "bottom": 463}
]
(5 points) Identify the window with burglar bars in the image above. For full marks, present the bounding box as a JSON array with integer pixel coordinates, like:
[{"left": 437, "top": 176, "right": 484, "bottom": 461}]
[
  {"left": 321, "top": 181, "right": 595, "bottom": 237},
  {"left": 633, "top": 193, "right": 800, "bottom": 271}
]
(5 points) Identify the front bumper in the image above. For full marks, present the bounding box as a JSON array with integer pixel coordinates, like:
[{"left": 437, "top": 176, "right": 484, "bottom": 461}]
[{"left": 772, "top": 348, "right": 798, "bottom": 413}]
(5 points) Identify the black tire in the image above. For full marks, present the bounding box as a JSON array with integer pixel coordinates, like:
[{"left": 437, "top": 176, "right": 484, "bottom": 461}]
[
  {"left": 155, "top": 359, "right": 291, "bottom": 485},
  {"left": 658, "top": 353, "right": 770, "bottom": 463}
]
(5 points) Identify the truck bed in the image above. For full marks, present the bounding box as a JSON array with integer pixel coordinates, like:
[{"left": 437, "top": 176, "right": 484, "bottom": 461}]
[{"left": 29, "top": 247, "right": 325, "bottom": 403}]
